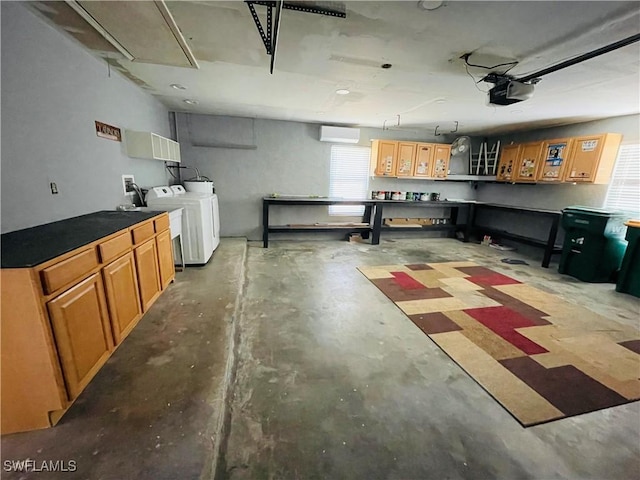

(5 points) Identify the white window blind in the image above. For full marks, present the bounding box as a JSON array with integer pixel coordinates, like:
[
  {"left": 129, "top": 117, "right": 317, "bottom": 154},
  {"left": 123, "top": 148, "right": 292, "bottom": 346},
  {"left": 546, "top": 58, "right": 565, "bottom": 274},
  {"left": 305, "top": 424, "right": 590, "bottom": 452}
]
[
  {"left": 329, "top": 145, "right": 371, "bottom": 216},
  {"left": 604, "top": 144, "right": 640, "bottom": 215}
]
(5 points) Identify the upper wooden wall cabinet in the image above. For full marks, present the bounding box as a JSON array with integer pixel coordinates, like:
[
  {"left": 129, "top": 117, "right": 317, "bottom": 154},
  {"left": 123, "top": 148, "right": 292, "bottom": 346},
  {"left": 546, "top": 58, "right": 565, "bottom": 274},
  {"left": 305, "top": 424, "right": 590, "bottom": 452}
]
[
  {"left": 1, "top": 214, "right": 175, "bottom": 435},
  {"left": 432, "top": 145, "right": 451, "bottom": 178},
  {"left": 414, "top": 143, "right": 435, "bottom": 177},
  {"left": 125, "top": 131, "right": 181, "bottom": 163},
  {"left": 516, "top": 142, "right": 545, "bottom": 183},
  {"left": 496, "top": 133, "right": 622, "bottom": 184},
  {"left": 371, "top": 140, "right": 398, "bottom": 176},
  {"left": 496, "top": 144, "right": 520, "bottom": 182},
  {"left": 371, "top": 139, "right": 451, "bottom": 179},
  {"left": 564, "top": 133, "right": 623, "bottom": 184},
  {"left": 539, "top": 138, "right": 573, "bottom": 183},
  {"left": 396, "top": 142, "right": 417, "bottom": 177}
]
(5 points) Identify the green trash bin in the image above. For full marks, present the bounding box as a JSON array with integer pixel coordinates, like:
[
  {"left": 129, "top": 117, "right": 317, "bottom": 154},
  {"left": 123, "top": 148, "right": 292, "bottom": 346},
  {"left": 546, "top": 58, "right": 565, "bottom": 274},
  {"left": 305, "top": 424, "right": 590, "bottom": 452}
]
[
  {"left": 616, "top": 220, "right": 640, "bottom": 297},
  {"left": 559, "top": 206, "right": 628, "bottom": 282}
]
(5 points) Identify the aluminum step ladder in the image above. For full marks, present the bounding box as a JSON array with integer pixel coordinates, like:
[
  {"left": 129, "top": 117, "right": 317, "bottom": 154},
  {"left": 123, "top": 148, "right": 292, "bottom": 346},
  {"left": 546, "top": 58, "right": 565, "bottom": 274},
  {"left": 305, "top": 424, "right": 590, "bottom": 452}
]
[{"left": 470, "top": 140, "right": 501, "bottom": 175}]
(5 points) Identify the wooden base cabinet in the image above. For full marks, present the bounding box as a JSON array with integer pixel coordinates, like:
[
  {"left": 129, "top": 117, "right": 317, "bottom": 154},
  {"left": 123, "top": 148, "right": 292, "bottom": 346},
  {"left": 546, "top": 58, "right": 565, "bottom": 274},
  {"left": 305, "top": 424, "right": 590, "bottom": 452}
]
[
  {"left": 102, "top": 251, "right": 142, "bottom": 345},
  {"left": 1, "top": 269, "right": 67, "bottom": 434},
  {"left": 47, "top": 273, "right": 114, "bottom": 399},
  {"left": 156, "top": 229, "right": 175, "bottom": 290},
  {"left": 0, "top": 213, "right": 174, "bottom": 434},
  {"left": 135, "top": 238, "right": 162, "bottom": 312}
]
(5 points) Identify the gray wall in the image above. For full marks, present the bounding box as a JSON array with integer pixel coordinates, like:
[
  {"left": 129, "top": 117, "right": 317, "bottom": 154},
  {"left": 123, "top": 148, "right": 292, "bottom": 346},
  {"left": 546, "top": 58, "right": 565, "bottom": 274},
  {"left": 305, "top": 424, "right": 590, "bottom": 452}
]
[
  {"left": 175, "top": 114, "right": 475, "bottom": 240},
  {"left": 1, "top": 3, "right": 170, "bottom": 233},
  {"left": 476, "top": 114, "right": 640, "bottom": 210},
  {"left": 469, "top": 114, "right": 638, "bottom": 247}
]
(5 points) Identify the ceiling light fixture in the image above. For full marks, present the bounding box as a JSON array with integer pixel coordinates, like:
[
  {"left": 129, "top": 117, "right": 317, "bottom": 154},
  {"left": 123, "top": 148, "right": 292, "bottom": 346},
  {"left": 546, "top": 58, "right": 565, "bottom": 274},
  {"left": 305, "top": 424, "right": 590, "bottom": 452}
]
[
  {"left": 336, "top": 89, "right": 350, "bottom": 95},
  {"left": 171, "top": 83, "right": 187, "bottom": 90},
  {"left": 183, "top": 99, "right": 198, "bottom": 105},
  {"left": 381, "top": 63, "right": 392, "bottom": 69},
  {"left": 418, "top": 1, "right": 444, "bottom": 11}
]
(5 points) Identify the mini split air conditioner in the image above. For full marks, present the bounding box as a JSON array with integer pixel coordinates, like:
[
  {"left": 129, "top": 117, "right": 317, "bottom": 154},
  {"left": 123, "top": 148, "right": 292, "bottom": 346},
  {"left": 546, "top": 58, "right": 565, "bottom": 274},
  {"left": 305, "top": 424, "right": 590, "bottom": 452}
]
[{"left": 319, "top": 126, "right": 360, "bottom": 144}]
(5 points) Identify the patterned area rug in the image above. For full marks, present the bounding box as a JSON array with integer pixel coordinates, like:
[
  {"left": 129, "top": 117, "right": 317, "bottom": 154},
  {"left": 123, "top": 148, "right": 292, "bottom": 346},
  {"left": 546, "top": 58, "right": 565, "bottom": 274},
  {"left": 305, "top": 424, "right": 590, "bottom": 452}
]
[{"left": 358, "top": 261, "right": 640, "bottom": 426}]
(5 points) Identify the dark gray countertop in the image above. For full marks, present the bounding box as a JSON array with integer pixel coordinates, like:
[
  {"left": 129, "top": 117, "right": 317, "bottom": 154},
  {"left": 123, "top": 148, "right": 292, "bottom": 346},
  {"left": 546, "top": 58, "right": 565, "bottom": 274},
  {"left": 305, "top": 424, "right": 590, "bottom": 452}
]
[{"left": 1, "top": 210, "right": 165, "bottom": 268}]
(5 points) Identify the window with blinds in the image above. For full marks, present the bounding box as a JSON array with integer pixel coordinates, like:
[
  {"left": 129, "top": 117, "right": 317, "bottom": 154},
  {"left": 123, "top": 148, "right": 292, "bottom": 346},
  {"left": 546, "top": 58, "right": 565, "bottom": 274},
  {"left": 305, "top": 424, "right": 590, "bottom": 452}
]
[
  {"left": 329, "top": 145, "right": 371, "bottom": 216},
  {"left": 604, "top": 144, "right": 640, "bottom": 215}
]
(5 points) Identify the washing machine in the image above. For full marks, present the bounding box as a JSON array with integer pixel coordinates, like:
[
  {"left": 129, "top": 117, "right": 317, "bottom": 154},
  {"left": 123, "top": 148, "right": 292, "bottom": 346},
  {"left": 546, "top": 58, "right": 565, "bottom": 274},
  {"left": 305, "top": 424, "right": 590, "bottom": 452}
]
[{"left": 146, "top": 185, "right": 220, "bottom": 265}]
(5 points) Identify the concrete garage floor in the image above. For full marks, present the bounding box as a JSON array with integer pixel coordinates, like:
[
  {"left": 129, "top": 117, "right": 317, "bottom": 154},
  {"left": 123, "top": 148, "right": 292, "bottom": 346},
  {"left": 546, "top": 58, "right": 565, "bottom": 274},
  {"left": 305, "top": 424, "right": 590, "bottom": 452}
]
[
  {"left": 2, "top": 237, "right": 640, "bottom": 479},
  {"left": 1, "top": 239, "right": 247, "bottom": 480}
]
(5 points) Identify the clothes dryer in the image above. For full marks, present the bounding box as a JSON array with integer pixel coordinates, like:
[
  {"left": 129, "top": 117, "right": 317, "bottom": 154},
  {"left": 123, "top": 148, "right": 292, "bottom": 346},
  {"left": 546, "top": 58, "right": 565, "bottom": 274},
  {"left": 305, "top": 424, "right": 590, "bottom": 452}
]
[{"left": 146, "top": 186, "right": 219, "bottom": 265}]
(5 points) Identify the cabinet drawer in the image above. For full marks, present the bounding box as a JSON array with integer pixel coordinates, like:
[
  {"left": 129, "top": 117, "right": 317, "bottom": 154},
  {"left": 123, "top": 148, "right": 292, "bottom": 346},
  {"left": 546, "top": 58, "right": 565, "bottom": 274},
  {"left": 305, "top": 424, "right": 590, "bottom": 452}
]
[
  {"left": 98, "top": 232, "right": 132, "bottom": 264},
  {"left": 154, "top": 214, "right": 170, "bottom": 233},
  {"left": 131, "top": 222, "right": 155, "bottom": 245},
  {"left": 41, "top": 248, "right": 99, "bottom": 294}
]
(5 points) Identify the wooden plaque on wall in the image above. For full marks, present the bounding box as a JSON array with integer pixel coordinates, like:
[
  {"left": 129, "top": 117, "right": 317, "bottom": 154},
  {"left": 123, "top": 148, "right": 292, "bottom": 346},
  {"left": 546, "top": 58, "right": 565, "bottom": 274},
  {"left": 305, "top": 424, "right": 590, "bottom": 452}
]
[{"left": 95, "top": 121, "right": 121, "bottom": 142}]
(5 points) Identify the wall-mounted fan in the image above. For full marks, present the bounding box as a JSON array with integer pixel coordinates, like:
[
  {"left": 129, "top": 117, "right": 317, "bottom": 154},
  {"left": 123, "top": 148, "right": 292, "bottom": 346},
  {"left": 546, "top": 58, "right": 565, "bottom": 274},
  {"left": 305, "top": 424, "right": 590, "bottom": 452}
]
[{"left": 451, "top": 136, "right": 471, "bottom": 156}]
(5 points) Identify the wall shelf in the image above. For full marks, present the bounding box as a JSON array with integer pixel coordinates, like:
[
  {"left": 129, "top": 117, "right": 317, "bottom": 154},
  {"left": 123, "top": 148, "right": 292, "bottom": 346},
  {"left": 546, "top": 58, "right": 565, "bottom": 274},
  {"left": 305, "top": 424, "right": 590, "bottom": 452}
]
[
  {"left": 191, "top": 142, "right": 258, "bottom": 150},
  {"left": 125, "top": 131, "right": 181, "bottom": 162},
  {"left": 446, "top": 175, "right": 497, "bottom": 182},
  {"left": 370, "top": 174, "right": 497, "bottom": 182}
]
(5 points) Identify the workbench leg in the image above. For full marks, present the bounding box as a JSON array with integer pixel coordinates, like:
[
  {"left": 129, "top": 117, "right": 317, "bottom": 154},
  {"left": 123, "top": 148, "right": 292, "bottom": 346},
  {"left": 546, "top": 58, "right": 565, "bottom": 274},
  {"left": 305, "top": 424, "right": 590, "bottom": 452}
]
[
  {"left": 542, "top": 215, "right": 560, "bottom": 268},
  {"left": 262, "top": 201, "right": 269, "bottom": 248},
  {"left": 361, "top": 205, "right": 372, "bottom": 239},
  {"left": 450, "top": 206, "right": 459, "bottom": 238},
  {"left": 371, "top": 204, "right": 383, "bottom": 245},
  {"left": 463, "top": 203, "right": 476, "bottom": 242}
]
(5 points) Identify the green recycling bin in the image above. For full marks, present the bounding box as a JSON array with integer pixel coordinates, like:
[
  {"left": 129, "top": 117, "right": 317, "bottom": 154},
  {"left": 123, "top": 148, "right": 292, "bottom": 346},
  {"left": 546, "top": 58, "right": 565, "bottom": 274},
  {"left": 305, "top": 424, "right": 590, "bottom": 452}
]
[
  {"left": 559, "top": 206, "right": 628, "bottom": 282},
  {"left": 616, "top": 220, "right": 640, "bottom": 297}
]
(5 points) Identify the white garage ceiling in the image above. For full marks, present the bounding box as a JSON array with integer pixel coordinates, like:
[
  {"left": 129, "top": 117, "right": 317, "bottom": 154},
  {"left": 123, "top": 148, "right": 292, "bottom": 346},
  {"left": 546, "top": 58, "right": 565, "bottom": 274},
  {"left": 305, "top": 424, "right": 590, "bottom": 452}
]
[{"left": 29, "top": 1, "right": 640, "bottom": 135}]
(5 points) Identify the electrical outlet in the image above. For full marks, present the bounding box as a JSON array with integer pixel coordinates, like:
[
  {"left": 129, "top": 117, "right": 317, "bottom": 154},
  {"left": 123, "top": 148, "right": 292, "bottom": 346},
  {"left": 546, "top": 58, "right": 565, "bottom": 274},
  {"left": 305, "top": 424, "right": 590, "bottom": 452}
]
[
  {"left": 50, "top": 182, "right": 58, "bottom": 194},
  {"left": 122, "top": 174, "right": 135, "bottom": 195}
]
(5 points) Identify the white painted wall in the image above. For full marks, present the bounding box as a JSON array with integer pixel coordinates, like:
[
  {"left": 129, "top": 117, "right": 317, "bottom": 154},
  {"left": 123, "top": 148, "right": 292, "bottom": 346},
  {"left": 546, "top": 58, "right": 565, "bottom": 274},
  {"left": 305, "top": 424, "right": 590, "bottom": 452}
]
[
  {"left": 1, "top": 3, "right": 171, "bottom": 233},
  {"left": 175, "top": 114, "right": 476, "bottom": 241}
]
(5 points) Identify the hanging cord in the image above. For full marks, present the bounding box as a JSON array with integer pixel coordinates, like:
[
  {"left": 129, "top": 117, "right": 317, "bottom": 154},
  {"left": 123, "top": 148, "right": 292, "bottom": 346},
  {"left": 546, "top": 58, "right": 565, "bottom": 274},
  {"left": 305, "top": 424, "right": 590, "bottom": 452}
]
[
  {"left": 460, "top": 53, "right": 519, "bottom": 72},
  {"left": 464, "top": 63, "right": 489, "bottom": 93},
  {"left": 461, "top": 53, "right": 518, "bottom": 93}
]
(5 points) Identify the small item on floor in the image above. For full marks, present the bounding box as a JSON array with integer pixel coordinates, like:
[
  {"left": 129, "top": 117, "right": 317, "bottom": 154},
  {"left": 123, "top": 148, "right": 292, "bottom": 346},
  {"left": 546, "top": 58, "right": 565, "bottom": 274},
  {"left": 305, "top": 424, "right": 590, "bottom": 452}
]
[
  {"left": 501, "top": 258, "right": 529, "bottom": 265},
  {"left": 489, "top": 243, "right": 516, "bottom": 251},
  {"left": 481, "top": 235, "right": 492, "bottom": 246},
  {"left": 347, "top": 233, "right": 364, "bottom": 243}
]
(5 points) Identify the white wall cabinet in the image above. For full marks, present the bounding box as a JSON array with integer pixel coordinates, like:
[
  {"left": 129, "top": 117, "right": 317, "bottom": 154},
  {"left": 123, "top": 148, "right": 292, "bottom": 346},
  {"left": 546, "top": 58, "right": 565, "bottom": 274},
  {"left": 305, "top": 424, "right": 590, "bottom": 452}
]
[{"left": 125, "top": 131, "right": 181, "bottom": 163}]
